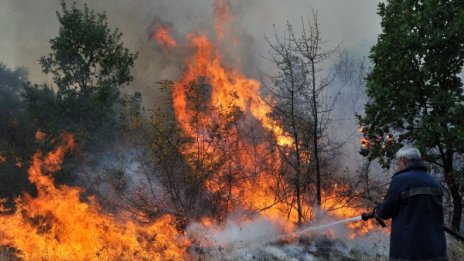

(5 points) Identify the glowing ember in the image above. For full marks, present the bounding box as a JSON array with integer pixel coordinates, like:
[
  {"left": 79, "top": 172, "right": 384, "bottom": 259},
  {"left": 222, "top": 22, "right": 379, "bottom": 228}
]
[
  {"left": 0, "top": 154, "right": 5, "bottom": 164},
  {"left": 358, "top": 127, "right": 369, "bottom": 148},
  {"left": 0, "top": 133, "right": 189, "bottom": 260},
  {"left": 149, "top": 25, "right": 177, "bottom": 49},
  {"left": 15, "top": 157, "right": 22, "bottom": 168},
  {"left": 360, "top": 137, "right": 369, "bottom": 148},
  {"left": 35, "top": 130, "right": 46, "bottom": 141}
]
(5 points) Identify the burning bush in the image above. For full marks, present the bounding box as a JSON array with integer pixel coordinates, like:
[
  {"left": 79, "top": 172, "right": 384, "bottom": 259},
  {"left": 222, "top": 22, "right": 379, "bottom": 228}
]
[{"left": 0, "top": 133, "right": 189, "bottom": 260}]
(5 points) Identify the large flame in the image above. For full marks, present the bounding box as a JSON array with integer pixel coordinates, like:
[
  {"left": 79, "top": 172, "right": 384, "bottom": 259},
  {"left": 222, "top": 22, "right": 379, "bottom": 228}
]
[
  {"left": 161, "top": 0, "right": 371, "bottom": 234},
  {"left": 0, "top": 133, "right": 189, "bottom": 260}
]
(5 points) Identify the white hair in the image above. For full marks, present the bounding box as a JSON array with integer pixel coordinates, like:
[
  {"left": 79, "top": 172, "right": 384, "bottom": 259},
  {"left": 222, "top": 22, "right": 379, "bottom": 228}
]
[{"left": 395, "top": 146, "right": 421, "bottom": 161}]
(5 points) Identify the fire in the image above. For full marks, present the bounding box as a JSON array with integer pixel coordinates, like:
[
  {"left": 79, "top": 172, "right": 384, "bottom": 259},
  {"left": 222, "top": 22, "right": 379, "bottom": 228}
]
[
  {"left": 359, "top": 127, "right": 369, "bottom": 148},
  {"left": 0, "top": 1, "right": 381, "bottom": 258},
  {"left": 0, "top": 154, "right": 5, "bottom": 164},
  {"left": 321, "top": 185, "right": 376, "bottom": 238},
  {"left": 0, "top": 133, "right": 189, "bottom": 260},
  {"left": 173, "top": 34, "right": 293, "bottom": 147},
  {"left": 163, "top": 0, "right": 375, "bottom": 237},
  {"left": 35, "top": 129, "right": 46, "bottom": 141},
  {"left": 212, "top": 0, "right": 233, "bottom": 39},
  {"left": 171, "top": 30, "right": 301, "bottom": 225},
  {"left": 150, "top": 25, "right": 177, "bottom": 49},
  {"left": 360, "top": 137, "right": 369, "bottom": 148}
]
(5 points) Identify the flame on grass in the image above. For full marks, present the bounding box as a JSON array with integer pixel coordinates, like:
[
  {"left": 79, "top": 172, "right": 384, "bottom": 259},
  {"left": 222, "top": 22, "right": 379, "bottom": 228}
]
[{"left": 0, "top": 133, "right": 188, "bottom": 260}]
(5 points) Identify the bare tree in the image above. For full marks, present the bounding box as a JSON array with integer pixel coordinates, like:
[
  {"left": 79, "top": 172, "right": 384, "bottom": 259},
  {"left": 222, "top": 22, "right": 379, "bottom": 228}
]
[
  {"left": 264, "top": 27, "right": 312, "bottom": 224},
  {"left": 290, "top": 11, "right": 340, "bottom": 207},
  {"left": 265, "top": 10, "right": 346, "bottom": 219}
]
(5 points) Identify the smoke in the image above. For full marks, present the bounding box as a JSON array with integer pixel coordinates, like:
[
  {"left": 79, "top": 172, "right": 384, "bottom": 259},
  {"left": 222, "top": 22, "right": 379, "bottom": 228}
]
[
  {"left": 188, "top": 215, "right": 284, "bottom": 258},
  {"left": 187, "top": 211, "right": 389, "bottom": 260},
  {"left": 0, "top": 0, "right": 381, "bottom": 106},
  {"left": 0, "top": 0, "right": 386, "bottom": 202}
]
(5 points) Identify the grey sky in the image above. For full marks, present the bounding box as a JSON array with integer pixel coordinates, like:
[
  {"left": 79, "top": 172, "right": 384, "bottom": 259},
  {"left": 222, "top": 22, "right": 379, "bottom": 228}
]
[{"left": 0, "top": 0, "right": 381, "bottom": 94}]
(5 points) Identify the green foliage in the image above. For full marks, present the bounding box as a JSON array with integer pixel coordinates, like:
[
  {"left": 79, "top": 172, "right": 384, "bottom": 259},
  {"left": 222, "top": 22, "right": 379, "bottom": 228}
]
[
  {"left": 359, "top": 0, "right": 464, "bottom": 166},
  {"left": 23, "top": 1, "right": 138, "bottom": 149},
  {"left": 358, "top": 0, "right": 464, "bottom": 229},
  {"left": 40, "top": 1, "right": 137, "bottom": 100}
]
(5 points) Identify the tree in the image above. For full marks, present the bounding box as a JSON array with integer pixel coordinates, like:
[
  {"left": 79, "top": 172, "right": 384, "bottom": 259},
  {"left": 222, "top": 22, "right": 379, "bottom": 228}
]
[
  {"left": 0, "top": 64, "right": 35, "bottom": 200},
  {"left": 120, "top": 80, "right": 245, "bottom": 221},
  {"left": 265, "top": 28, "right": 312, "bottom": 224},
  {"left": 265, "top": 11, "right": 342, "bottom": 216},
  {"left": 23, "top": 0, "right": 137, "bottom": 150},
  {"left": 358, "top": 0, "right": 464, "bottom": 231}
]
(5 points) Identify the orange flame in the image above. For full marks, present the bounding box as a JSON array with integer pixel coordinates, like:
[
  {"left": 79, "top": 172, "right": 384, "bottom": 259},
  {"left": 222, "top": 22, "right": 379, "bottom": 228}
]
[
  {"left": 0, "top": 154, "right": 5, "bottom": 164},
  {"left": 360, "top": 137, "right": 369, "bottom": 148},
  {"left": 321, "top": 185, "right": 376, "bottom": 238},
  {"left": 213, "top": 0, "right": 233, "bottom": 39},
  {"left": 165, "top": 0, "right": 376, "bottom": 236},
  {"left": 35, "top": 130, "right": 46, "bottom": 141},
  {"left": 0, "top": 134, "right": 189, "bottom": 260},
  {"left": 359, "top": 127, "right": 369, "bottom": 148},
  {"left": 173, "top": 34, "right": 293, "bottom": 147},
  {"left": 171, "top": 31, "right": 302, "bottom": 227},
  {"left": 149, "top": 25, "right": 177, "bottom": 49}
]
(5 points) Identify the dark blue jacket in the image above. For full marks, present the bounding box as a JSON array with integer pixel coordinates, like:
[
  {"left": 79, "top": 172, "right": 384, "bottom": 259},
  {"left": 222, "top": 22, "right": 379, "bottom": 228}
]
[{"left": 376, "top": 162, "right": 447, "bottom": 261}]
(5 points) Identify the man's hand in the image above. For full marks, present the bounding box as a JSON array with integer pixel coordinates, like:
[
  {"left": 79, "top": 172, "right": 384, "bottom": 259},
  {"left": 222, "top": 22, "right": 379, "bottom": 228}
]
[{"left": 361, "top": 209, "right": 376, "bottom": 221}]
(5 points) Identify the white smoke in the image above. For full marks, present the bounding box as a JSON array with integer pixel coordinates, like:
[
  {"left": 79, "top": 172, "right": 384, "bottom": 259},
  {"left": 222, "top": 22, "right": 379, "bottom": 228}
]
[{"left": 187, "top": 212, "right": 389, "bottom": 260}]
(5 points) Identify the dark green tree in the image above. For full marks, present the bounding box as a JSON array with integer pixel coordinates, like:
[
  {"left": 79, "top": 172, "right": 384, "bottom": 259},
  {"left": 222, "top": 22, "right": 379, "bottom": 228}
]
[
  {"left": 0, "top": 64, "right": 35, "bottom": 200},
  {"left": 358, "top": 0, "right": 464, "bottom": 231},
  {"left": 23, "top": 1, "right": 138, "bottom": 149}
]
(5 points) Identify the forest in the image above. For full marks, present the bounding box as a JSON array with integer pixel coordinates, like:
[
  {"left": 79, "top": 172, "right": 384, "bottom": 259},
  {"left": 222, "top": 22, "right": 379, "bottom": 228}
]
[{"left": 1, "top": 0, "right": 463, "bottom": 260}]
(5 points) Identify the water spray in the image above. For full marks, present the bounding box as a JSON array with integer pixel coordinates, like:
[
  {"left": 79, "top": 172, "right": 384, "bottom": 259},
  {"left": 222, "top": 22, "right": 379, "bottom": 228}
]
[
  {"left": 295, "top": 213, "right": 386, "bottom": 236},
  {"left": 296, "top": 215, "right": 363, "bottom": 236}
]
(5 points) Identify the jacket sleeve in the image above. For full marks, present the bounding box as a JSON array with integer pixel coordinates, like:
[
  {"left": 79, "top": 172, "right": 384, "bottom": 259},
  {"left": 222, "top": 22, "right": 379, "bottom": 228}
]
[{"left": 376, "top": 177, "right": 402, "bottom": 220}]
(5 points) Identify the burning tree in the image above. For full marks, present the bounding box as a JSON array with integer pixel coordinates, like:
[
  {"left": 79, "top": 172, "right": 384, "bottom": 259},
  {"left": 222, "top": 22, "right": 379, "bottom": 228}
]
[{"left": 358, "top": 0, "right": 464, "bottom": 231}]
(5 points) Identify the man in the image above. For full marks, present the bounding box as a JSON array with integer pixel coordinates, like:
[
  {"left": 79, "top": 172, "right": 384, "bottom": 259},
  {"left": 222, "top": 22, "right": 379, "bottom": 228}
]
[{"left": 362, "top": 146, "right": 448, "bottom": 260}]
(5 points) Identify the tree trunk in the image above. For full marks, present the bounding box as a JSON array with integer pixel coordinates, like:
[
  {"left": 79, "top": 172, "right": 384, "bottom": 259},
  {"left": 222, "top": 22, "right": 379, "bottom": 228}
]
[
  {"left": 442, "top": 150, "right": 462, "bottom": 231},
  {"left": 311, "top": 59, "right": 322, "bottom": 207},
  {"left": 450, "top": 184, "right": 462, "bottom": 231},
  {"left": 444, "top": 170, "right": 462, "bottom": 232}
]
